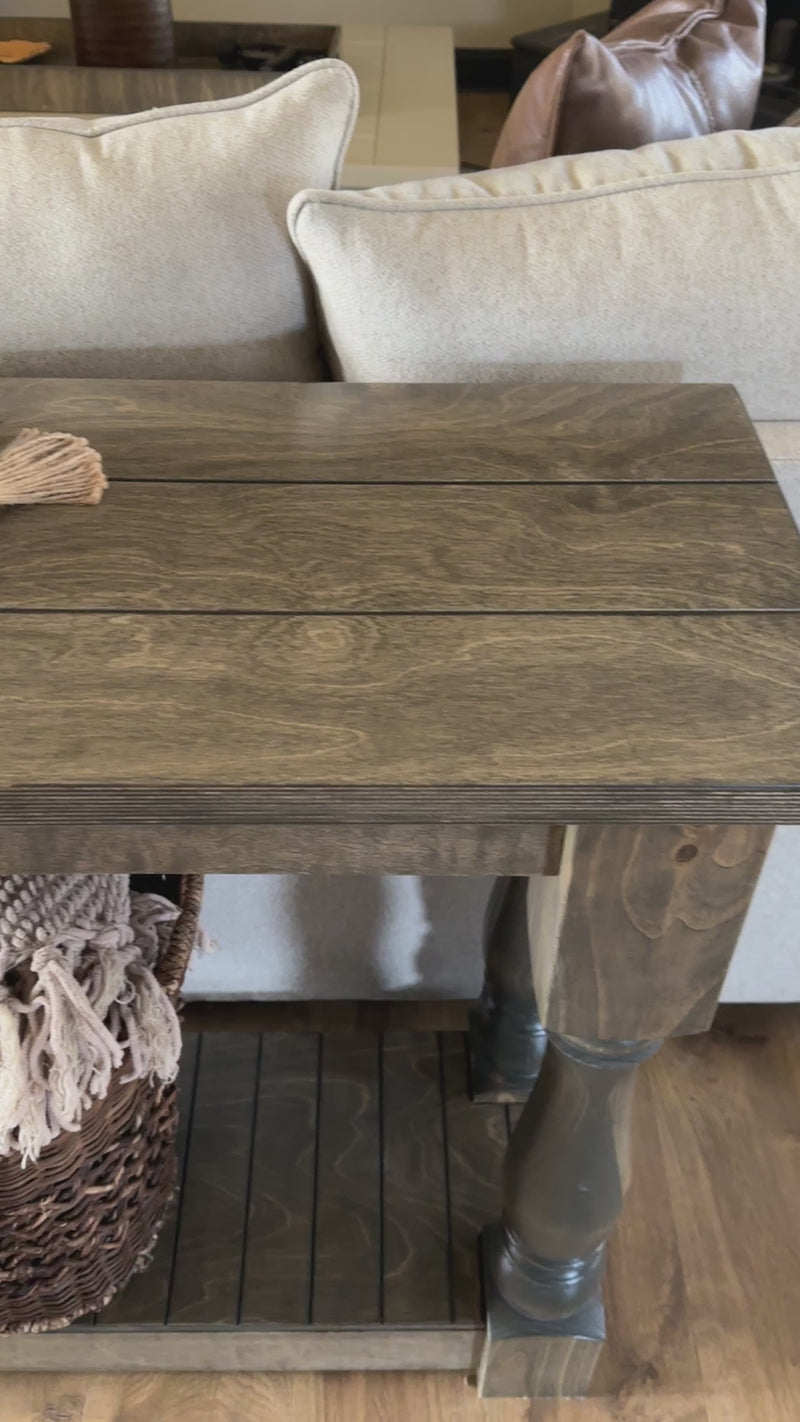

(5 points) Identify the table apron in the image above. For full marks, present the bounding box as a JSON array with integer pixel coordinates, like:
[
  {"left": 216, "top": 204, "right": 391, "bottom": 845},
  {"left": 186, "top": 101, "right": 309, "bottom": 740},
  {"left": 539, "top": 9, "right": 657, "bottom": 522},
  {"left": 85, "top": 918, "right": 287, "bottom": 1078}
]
[{"left": 0, "top": 820, "right": 555, "bottom": 877}]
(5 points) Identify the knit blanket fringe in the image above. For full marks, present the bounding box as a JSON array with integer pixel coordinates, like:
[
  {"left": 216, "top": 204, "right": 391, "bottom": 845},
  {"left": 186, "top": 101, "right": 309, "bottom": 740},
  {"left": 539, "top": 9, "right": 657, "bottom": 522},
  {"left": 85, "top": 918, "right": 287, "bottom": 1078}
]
[{"left": 0, "top": 875, "right": 194, "bottom": 1166}]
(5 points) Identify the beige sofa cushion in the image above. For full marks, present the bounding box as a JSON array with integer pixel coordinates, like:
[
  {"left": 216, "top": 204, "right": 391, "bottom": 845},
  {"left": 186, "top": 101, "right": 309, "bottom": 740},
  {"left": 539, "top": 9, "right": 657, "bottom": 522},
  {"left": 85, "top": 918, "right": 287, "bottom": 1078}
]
[
  {"left": 290, "top": 126, "right": 800, "bottom": 421},
  {"left": 0, "top": 61, "right": 357, "bottom": 382}
]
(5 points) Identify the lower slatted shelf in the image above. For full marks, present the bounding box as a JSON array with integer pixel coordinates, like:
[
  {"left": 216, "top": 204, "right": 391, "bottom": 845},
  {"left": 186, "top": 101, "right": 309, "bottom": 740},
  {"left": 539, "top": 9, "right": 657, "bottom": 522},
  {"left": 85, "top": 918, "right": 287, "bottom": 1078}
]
[{"left": 0, "top": 1029, "right": 509, "bottom": 1372}]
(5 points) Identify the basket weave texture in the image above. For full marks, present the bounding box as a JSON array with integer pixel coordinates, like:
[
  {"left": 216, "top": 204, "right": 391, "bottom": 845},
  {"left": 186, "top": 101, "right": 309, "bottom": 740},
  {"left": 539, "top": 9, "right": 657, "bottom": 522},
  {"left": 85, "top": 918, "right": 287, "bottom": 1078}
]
[{"left": 0, "top": 873, "right": 203, "bottom": 1334}]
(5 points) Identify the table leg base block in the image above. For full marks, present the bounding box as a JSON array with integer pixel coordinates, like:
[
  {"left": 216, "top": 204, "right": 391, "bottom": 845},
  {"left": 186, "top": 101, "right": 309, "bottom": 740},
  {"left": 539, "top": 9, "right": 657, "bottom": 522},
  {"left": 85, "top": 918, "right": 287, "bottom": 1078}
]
[{"left": 477, "top": 1233, "right": 605, "bottom": 1399}]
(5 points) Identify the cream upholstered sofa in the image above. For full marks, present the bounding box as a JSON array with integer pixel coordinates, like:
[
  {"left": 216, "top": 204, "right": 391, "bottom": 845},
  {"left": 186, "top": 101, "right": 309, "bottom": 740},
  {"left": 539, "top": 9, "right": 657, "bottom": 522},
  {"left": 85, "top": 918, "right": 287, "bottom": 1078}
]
[{"left": 2, "top": 65, "right": 799, "bottom": 1002}]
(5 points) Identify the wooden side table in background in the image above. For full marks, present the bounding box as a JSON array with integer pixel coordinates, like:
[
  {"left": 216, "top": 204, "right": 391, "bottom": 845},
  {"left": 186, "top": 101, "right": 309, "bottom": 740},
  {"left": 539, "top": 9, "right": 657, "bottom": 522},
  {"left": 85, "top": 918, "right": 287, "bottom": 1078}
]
[
  {"left": 0, "top": 17, "right": 460, "bottom": 188},
  {"left": 0, "top": 379, "right": 798, "bottom": 1396}
]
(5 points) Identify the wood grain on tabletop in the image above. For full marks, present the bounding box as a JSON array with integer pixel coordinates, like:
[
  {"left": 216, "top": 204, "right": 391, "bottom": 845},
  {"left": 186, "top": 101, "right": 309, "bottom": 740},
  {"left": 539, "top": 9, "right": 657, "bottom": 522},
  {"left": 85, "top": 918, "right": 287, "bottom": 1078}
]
[
  {"left": 0, "top": 380, "right": 773, "bottom": 482},
  {"left": 5, "top": 480, "right": 800, "bottom": 613},
  {"left": 5, "top": 380, "right": 797, "bottom": 841},
  {"left": 2, "top": 611, "right": 800, "bottom": 814}
]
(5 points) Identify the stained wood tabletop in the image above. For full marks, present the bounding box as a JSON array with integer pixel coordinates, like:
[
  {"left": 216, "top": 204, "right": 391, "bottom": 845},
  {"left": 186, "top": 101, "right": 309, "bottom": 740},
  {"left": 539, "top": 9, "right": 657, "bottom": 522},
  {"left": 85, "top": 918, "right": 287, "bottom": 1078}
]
[{"left": 2, "top": 380, "right": 799, "bottom": 871}]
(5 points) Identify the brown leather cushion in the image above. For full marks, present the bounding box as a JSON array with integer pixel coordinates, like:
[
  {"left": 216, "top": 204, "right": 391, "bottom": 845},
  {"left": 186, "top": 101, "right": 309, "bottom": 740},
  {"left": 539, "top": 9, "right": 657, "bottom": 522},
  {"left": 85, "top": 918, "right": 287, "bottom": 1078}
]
[{"left": 492, "top": 0, "right": 766, "bottom": 168}]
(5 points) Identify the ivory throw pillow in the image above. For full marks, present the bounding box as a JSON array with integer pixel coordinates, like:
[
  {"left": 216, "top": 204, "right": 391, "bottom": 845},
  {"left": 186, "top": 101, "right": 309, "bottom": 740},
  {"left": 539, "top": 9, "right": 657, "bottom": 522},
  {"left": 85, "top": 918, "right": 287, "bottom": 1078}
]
[
  {"left": 289, "top": 126, "right": 800, "bottom": 422},
  {"left": 492, "top": 0, "right": 765, "bottom": 168},
  {"left": 0, "top": 61, "right": 357, "bottom": 382}
]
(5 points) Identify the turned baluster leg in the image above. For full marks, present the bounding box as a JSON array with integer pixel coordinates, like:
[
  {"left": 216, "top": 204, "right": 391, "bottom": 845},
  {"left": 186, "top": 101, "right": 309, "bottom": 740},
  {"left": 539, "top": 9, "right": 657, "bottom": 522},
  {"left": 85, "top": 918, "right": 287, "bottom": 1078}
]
[
  {"left": 478, "top": 823, "right": 773, "bottom": 1399},
  {"left": 468, "top": 876, "right": 547, "bottom": 1102}
]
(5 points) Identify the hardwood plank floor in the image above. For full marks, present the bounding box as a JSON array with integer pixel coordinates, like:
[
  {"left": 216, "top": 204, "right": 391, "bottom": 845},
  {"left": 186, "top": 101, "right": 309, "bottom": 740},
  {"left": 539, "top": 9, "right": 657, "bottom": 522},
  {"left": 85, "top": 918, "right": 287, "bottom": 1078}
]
[
  {"left": 458, "top": 90, "right": 510, "bottom": 170},
  {"left": 2, "top": 1007, "right": 798, "bottom": 1421}
]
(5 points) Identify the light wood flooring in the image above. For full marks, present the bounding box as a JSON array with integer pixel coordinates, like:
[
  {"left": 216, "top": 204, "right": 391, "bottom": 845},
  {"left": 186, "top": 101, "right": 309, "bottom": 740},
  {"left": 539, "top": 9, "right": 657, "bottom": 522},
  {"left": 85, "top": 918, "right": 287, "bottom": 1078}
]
[{"left": 458, "top": 91, "right": 510, "bottom": 170}]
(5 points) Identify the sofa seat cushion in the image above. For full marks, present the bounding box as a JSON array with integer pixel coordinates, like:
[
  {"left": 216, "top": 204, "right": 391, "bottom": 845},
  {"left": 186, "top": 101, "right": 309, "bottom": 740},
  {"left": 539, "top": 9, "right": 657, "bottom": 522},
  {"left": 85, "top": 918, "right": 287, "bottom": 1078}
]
[
  {"left": 492, "top": 0, "right": 765, "bottom": 168},
  {"left": 0, "top": 61, "right": 357, "bottom": 382},
  {"left": 290, "top": 126, "right": 800, "bottom": 422}
]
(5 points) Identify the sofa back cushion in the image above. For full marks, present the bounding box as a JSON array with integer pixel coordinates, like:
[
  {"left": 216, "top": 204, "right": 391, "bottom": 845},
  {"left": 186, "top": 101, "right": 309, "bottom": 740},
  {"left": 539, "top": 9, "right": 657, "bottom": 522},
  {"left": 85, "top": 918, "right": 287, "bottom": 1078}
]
[
  {"left": 0, "top": 61, "right": 357, "bottom": 382},
  {"left": 290, "top": 126, "right": 800, "bottom": 421},
  {"left": 492, "top": 0, "right": 765, "bottom": 168}
]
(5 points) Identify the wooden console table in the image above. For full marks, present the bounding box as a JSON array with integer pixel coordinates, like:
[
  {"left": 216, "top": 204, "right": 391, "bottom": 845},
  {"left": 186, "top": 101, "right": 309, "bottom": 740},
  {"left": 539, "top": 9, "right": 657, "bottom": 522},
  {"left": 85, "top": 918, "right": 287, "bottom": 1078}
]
[{"left": 1, "top": 379, "right": 799, "bottom": 1396}]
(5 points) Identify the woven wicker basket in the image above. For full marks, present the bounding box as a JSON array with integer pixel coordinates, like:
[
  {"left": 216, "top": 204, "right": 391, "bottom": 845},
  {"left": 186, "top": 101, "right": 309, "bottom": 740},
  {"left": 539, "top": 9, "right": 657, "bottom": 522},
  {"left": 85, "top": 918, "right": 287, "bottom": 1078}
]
[{"left": 0, "top": 873, "right": 203, "bottom": 1334}]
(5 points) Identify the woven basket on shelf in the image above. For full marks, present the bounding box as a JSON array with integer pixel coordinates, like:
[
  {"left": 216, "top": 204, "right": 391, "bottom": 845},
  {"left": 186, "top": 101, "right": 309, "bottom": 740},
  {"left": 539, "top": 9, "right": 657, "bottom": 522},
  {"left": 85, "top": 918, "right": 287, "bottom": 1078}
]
[{"left": 0, "top": 873, "right": 203, "bottom": 1334}]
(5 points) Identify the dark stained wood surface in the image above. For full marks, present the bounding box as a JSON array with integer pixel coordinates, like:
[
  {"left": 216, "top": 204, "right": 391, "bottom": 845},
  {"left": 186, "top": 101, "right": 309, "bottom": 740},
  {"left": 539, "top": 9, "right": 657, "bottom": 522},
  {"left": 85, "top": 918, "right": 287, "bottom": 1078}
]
[
  {"left": 5, "top": 481, "right": 800, "bottom": 613},
  {"left": 0, "top": 18, "right": 333, "bottom": 116},
  {"left": 100, "top": 1025, "right": 504, "bottom": 1340},
  {"left": 0, "top": 380, "right": 773, "bottom": 483},
  {"left": 167, "top": 1032, "right": 259, "bottom": 1325},
  {"left": 530, "top": 824, "right": 775, "bottom": 1040},
  {"left": 441, "top": 1034, "right": 508, "bottom": 1323},
  {"left": 2, "top": 613, "right": 800, "bottom": 819},
  {"left": 0, "top": 64, "right": 265, "bottom": 114},
  {"left": 382, "top": 1033, "right": 451, "bottom": 1325},
  {"left": 240, "top": 1033, "right": 319, "bottom": 1327},
  {"left": 2, "top": 380, "right": 799, "bottom": 860},
  {"left": 0, "top": 17, "right": 335, "bottom": 58},
  {"left": 0, "top": 822, "right": 550, "bottom": 877},
  {"left": 312, "top": 1033, "right": 381, "bottom": 1326}
]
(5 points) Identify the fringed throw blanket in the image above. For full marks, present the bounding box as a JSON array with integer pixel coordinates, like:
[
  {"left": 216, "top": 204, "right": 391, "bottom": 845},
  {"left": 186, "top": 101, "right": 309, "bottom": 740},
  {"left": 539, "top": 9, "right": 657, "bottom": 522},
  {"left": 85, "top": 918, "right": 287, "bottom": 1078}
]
[{"left": 0, "top": 875, "right": 187, "bottom": 1165}]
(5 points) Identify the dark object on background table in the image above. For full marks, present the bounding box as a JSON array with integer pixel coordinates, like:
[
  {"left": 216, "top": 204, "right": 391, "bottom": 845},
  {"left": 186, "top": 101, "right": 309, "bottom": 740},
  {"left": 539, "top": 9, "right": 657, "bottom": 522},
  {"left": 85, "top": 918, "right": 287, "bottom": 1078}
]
[
  {"left": 217, "top": 41, "right": 320, "bottom": 73},
  {"left": 69, "top": 0, "right": 176, "bottom": 67}
]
